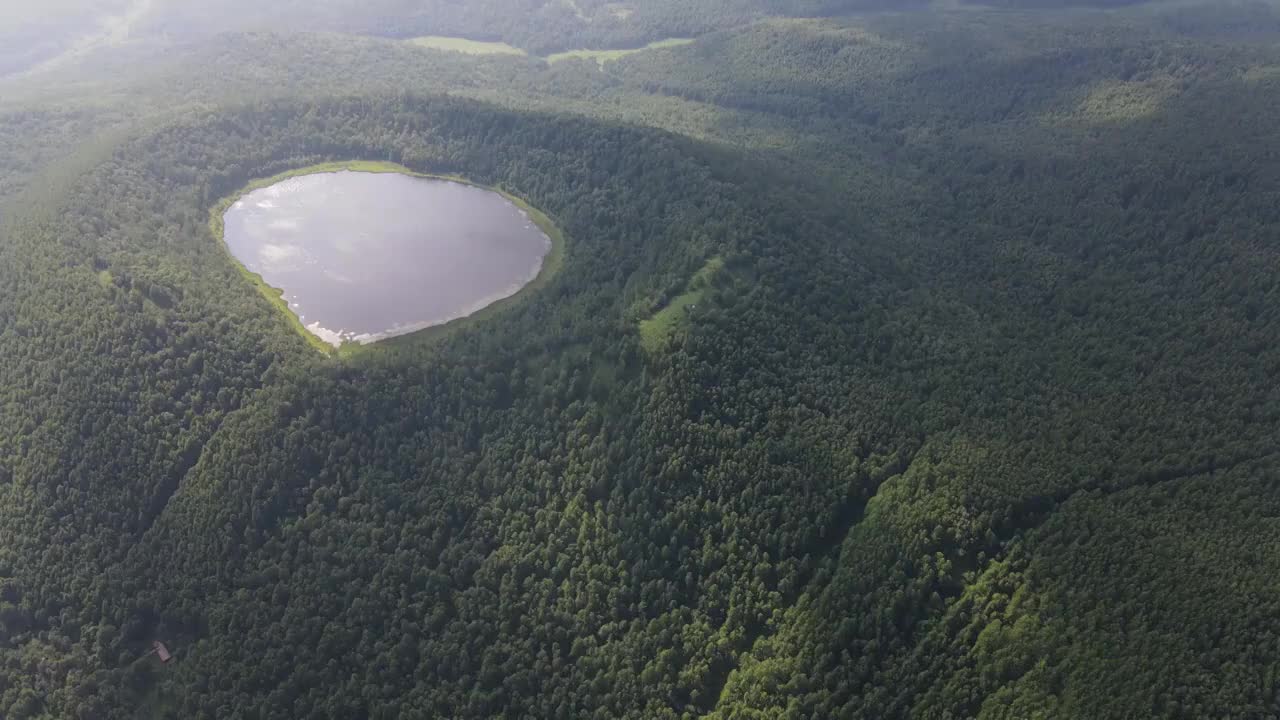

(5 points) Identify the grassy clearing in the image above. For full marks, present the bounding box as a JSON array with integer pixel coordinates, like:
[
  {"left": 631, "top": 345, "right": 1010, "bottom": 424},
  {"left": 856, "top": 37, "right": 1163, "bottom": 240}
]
[
  {"left": 407, "top": 34, "right": 691, "bottom": 66},
  {"left": 407, "top": 36, "right": 527, "bottom": 56},
  {"left": 639, "top": 256, "right": 723, "bottom": 353},
  {"left": 547, "top": 38, "right": 693, "bottom": 66},
  {"left": 207, "top": 160, "right": 566, "bottom": 358}
]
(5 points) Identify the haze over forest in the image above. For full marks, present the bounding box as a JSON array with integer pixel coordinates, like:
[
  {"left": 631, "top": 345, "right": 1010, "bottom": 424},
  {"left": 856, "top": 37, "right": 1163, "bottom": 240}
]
[{"left": 2, "top": 1, "right": 1280, "bottom": 718}]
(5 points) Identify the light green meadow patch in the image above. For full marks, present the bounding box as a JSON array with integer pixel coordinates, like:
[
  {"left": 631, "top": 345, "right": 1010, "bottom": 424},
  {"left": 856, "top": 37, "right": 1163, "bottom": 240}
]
[
  {"left": 547, "top": 38, "right": 693, "bottom": 67},
  {"left": 1243, "top": 65, "right": 1280, "bottom": 84},
  {"left": 407, "top": 36, "right": 527, "bottom": 56},
  {"left": 639, "top": 256, "right": 723, "bottom": 353}
]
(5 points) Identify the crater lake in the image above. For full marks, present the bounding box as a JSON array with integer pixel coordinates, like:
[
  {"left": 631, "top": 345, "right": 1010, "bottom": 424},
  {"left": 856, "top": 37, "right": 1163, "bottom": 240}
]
[{"left": 221, "top": 170, "right": 554, "bottom": 346}]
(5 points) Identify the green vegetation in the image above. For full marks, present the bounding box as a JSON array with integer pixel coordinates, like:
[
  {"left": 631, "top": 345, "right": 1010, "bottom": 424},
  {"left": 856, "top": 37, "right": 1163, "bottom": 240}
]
[
  {"left": 407, "top": 35, "right": 527, "bottom": 56},
  {"left": 4, "top": 1, "right": 1280, "bottom": 719},
  {"left": 547, "top": 37, "right": 693, "bottom": 66},
  {"left": 638, "top": 255, "right": 722, "bottom": 352}
]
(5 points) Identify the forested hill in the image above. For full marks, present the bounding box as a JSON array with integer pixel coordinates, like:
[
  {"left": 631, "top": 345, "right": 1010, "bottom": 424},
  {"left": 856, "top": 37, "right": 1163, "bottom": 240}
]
[
  {"left": 0, "top": 0, "right": 918, "bottom": 72},
  {"left": 1, "top": 93, "right": 917, "bottom": 718},
  {"left": 2, "top": 1, "right": 1280, "bottom": 718}
]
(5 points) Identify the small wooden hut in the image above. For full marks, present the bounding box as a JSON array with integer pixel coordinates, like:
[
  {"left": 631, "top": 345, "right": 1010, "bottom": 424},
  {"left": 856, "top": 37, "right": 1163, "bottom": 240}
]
[{"left": 152, "top": 641, "right": 172, "bottom": 663}]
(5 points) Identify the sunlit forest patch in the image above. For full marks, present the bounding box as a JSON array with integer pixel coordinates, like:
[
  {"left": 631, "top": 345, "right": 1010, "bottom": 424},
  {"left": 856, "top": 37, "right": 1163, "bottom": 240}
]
[{"left": 1071, "top": 77, "right": 1179, "bottom": 123}]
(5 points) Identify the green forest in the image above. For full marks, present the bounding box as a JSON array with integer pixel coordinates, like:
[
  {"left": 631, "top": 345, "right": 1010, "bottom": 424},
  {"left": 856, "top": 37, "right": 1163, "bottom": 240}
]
[{"left": 2, "top": 0, "right": 1280, "bottom": 718}]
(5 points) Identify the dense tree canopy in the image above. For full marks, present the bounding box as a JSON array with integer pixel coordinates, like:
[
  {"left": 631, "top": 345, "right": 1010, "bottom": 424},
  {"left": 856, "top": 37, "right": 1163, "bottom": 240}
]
[{"left": 1, "top": 1, "right": 1279, "bottom": 718}]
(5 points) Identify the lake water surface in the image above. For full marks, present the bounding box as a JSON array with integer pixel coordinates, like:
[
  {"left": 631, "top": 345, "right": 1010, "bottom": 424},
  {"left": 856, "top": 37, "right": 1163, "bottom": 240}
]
[{"left": 222, "top": 171, "right": 552, "bottom": 346}]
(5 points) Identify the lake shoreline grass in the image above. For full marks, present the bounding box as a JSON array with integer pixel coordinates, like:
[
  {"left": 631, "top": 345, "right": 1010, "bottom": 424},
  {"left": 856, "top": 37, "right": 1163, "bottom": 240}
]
[{"left": 206, "top": 160, "right": 567, "bottom": 358}]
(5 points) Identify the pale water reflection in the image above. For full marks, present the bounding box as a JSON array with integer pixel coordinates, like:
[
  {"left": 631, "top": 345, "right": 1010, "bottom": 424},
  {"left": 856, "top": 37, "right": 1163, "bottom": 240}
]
[{"left": 222, "top": 171, "right": 552, "bottom": 346}]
